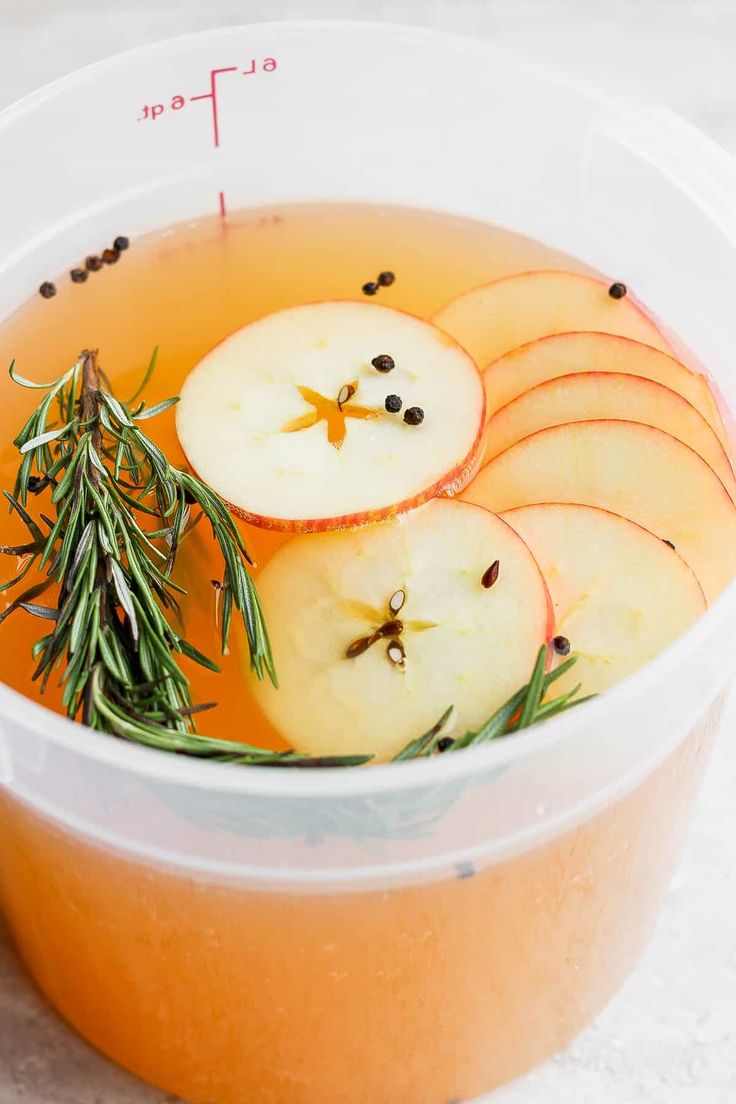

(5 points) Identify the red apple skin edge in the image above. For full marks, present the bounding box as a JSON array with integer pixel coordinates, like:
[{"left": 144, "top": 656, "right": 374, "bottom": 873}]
[
  {"left": 181, "top": 303, "right": 486, "bottom": 534},
  {"left": 448, "top": 268, "right": 727, "bottom": 455},
  {"left": 640, "top": 316, "right": 736, "bottom": 472},
  {"left": 699, "top": 372, "right": 736, "bottom": 471},
  {"left": 223, "top": 438, "right": 484, "bottom": 533},
  {"left": 605, "top": 279, "right": 674, "bottom": 351},
  {"left": 481, "top": 329, "right": 734, "bottom": 474},
  {"left": 588, "top": 281, "right": 736, "bottom": 472},
  {"left": 502, "top": 500, "right": 708, "bottom": 611}
]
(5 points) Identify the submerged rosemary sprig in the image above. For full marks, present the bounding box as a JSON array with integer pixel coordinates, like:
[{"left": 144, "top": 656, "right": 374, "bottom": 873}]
[
  {"left": 0, "top": 349, "right": 279, "bottom": 750},
  {"left": 0, "top": 350, "right": 590, "bottom": 769},
  {"left": 393, "top": 645, "right": 593, "bottom": 762}
]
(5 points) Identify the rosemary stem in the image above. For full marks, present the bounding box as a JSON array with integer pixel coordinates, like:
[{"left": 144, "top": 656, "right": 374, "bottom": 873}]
[{"left": 81, "top": 349, "right": 103, "bottom": 477}]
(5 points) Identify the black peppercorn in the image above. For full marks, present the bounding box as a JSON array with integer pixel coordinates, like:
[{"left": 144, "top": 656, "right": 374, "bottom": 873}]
[
  {"left": 385, "top": 394, "right": 402, "bottom": 414},
  {"left": 85, "top": 255, "right": 103, "bottom": 272},
  {"left": 608, "top": 281, "right": 627, "bottom": 299},
  {"left": 437, "top": 736, "right": 455, "bottom": 753},
  {"left": 39, "top": 281, "right": 56, "bottom": 299},
  {"left": 102, "top": 247, "right": 120, "bottom": 265},
  {"left": 403, "top": 406, "right": 424, "bottom": 426},
  {"left": 377, "top": 271, "right": 395, "bottom": 287},
  {"left": 70, "top": 268, "right": 88, "bottom": 284},
  {"left": 362, "top": 281, "right": 379, "bottom": 296},
  {"left": 552, "top": 634, "right": 571, "bottom": 656},
  {"left": 113, "top": 235, "right": 130, "bottom": 252},
  {"left": 371, "top": 354, "right": 395, "bottom": 373}
]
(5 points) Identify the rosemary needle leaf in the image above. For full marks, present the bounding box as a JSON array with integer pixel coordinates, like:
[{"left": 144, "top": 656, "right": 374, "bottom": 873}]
[
  {"left": 18, "top": 602, "right": 60, "bottom": 621},
  {"left": 535, "top": 690, "right": 596, "bottom": 723},
  {"left": 177, "top": 637, "right": 221, "bottom": 673},
  {"left": 134, "top": 396, "right": 180, "bottom": 420},
  {"left": 0, "top": 578, "right": 53, "bottom": 627},
  {"left": 392, "top": 705, "right": 456, "bottom": 761},
  {"left": 126, "top": 345, "right": 159, "bottom": 406},
  {"left": 100, "top": 391, "right": 133, "bottom": 427},
  {"left": 456, "top": 687, "right": 528, "bottom": 748},
  {"left": 4, "top": 490, "right": 46, "bottom": 544},
  {"left": 517, "top": 643, "right": 548, "bottom": 730},
  {"left": 19, "top": 424, "right": 73, "bottom": 454},
  {"left": 9, "top": 359, "right": 75, "bottom": 391},
  {"left": 0, "top": 554, "right": 38, "bottom": 593},
  {"left": 542, "top": 653, "right": 579, "bottom": 690}
]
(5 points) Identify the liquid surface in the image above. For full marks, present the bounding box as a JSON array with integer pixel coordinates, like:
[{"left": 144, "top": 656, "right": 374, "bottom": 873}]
[{"left": 0, "top": 203, "right": 581, "bottom": 747}]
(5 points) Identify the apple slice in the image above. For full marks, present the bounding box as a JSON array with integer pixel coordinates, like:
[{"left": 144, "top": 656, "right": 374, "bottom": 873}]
[
  {"left": 432, "top": 270, "right": 671, "bottom": 368},
  {"left": 250, "top": 499, "right": 551, "bottom": 762},
  {"left": 499, "top": 504, "right": 706, "bottom": 697},
  {"left": 481, "top": 332, "right": 729, "bottom": 451},
  {"left": 484, "top": 372, "right": 736, "bottom": 499},
  {"left": 461, "top": 421, "right": 736, "bottom": 602},
  {"left": 176, "top": 301, "right": 485, "bottom": 532}
]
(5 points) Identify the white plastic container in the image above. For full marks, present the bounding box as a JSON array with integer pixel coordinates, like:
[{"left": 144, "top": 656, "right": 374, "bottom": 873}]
[{"left": 0, "top": 22, "right": 735, "bottom": 1104}]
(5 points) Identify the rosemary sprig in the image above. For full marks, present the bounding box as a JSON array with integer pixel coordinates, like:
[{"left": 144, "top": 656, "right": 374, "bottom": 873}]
[
  {"left": 1, "top": 349, "right": 276, "bottom": 746},
  {"left": 394, "top": 645, "right": 593, "bottom": 761}
]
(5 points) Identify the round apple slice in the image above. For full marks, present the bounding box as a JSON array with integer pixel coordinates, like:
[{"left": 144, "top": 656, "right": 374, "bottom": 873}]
[
  {"left": 176, "top": 301, "right": 484, "bottom": 532},
  {"left": 251, "top": 499, "right": 551, "bottom": 762},
  {"left": 461, "top": 420, "right": 736, "bottom": 603},
  {"left": 432, "top": 270, "right": 671, "bottom": 368},
  {"left": 500, "top": 504, "right": 706, "bottom": 697},
  {"left": 481, "top": 332, "right": 728, "bottom": 450},
  {"left": 484, "top": 372, "right": 736, "bottom": 499}
]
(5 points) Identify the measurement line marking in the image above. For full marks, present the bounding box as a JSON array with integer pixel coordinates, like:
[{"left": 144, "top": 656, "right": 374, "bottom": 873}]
[
  {"left": 218, "top": 190, "right": 227, "bottom": 218},
  {"left": 190, "top": 66, "right": 238, "bottom": 148}
]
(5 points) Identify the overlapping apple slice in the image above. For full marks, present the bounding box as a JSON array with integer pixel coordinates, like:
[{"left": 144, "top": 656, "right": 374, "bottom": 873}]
[
  {"left": 480, "top": 331, "right": 729, "bottom": 448},
  {"left": 500, "top": 504, "right": 706, "bottom": 697},
  {"left": 462, "top": 420, "right": 736, "bottom": 603},
  {"left": 483, "top": 371, "right": 736, "bottom": 498},
  {"left": 176, "top": 301, "right": 485, "bottom": 532},
  {"left": 250, "top": 499, "right": 551, "bottom": 762},
  {"left": 432, "top": 270, "right": 671, "bottom": 368}
]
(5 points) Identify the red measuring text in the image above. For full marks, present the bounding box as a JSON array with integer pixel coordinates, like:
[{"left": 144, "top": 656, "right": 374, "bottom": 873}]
[{"left": 137, "top": 58, "right": 278, "bottom": 147}]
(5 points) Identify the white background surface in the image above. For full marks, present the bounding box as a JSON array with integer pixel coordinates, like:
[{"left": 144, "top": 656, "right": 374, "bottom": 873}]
[{"left": 0, "top": 2, "right": 735, "bottom": 1102}]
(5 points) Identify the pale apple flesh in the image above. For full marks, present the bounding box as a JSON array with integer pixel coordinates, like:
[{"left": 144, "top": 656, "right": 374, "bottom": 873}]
[
  {"left": 481, "top": 331, "right": 729, "bottom": 452},
  {"left": 500, "top": 503, "right": 707, "bottom": 697},
  {"left": 432, "top": 270, "right": 671, "bottom": 370},
  {"left": 250, "top": 499, "right": 552, "bottom": 762},
  {"left": 176, "top": 301, "right": 485, "bottom": 532},
  {"left": 461, "top": 420, "right": 736, "bottom": 603},
  {"left": 484, "top": 371, "right": 736, "bottom": 499}
]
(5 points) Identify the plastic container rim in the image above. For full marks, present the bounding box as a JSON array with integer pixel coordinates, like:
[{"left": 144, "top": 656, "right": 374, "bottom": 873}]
[{"left": 0, "top": 19, "right": 735, "bottom": 799}]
